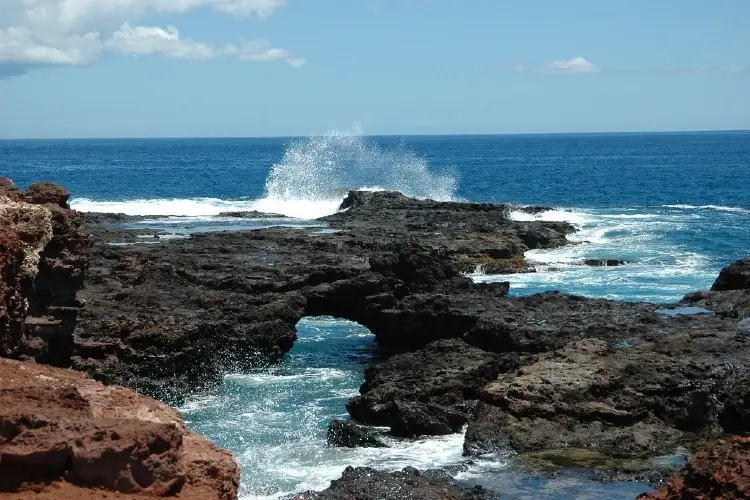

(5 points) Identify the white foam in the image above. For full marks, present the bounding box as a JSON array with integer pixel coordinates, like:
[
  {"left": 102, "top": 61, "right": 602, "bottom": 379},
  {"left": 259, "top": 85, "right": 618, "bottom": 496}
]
[
  {"left": 509, "top": 209, "right": 591, "bottom": 224},
  {"left": 663, "top": 204, "right": 750, "bottom": 214}
]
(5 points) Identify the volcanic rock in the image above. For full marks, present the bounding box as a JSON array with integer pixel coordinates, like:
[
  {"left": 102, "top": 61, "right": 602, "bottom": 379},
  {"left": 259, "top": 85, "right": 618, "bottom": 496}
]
[
  {"left": 583, "top": 259, "right": 628, "bottom": 267},
  {"left": 293, "top": 466, "right": 496, "bottom": 500}
]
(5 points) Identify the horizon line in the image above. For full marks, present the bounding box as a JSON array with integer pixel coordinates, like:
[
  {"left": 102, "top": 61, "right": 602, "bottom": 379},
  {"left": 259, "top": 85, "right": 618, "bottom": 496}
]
[{"left": 1, "top": 128, "right": 749, "bottom": 141}]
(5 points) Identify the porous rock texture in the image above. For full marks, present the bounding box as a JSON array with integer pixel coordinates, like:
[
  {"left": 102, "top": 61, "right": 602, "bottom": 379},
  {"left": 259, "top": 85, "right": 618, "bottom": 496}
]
[
  {"left": 0, "top": 357, "right": 239, "bottom": 499},
  {"left": 293, "top": 466, "right": 495, "bottom": 500},
  {"left": 639, "top": 436, "right": 750, "bottom": 499}
]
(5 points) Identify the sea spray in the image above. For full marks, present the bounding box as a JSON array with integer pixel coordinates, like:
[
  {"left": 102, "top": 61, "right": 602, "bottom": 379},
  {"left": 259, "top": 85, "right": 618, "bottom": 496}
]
[{"left": 259, "top": 128, "right": 458, "bottom": 218}]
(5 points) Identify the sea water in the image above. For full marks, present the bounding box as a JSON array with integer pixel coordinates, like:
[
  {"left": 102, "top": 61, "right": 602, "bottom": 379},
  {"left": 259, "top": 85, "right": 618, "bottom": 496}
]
[{"left": 2, "top": 130, "right": 749, "bottom": 498}]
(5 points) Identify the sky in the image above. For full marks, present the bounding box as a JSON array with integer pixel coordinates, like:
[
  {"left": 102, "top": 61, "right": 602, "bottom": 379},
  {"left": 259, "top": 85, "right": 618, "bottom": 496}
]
[{"left": 0, "top": 0, "right": 748, "bottom": 138}]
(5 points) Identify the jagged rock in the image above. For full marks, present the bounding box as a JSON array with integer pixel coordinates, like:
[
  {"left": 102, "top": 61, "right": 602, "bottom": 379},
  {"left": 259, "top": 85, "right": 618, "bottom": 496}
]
[
  {"left": 638, "top": 437, "right": 750, "bottom": 499},
  {"left": 0, "top": 357, "right": 239, "bottom": 499},
  {"left": 326, "top": 420, "right": 388, "bottom": 448},
  {"left": 712, "top": 258, "right": 750, "bottom": 291},
  {"left": 293, "top": 466, "right": 496, "bottom": 500}
]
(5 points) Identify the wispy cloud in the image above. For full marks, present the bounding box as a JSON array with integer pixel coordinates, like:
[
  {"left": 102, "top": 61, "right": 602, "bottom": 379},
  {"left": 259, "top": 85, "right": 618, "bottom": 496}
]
[
  {"left": 504, "top": 58, "right": 746, "bottom": 76},
  {"left": 0, "top": 0, "right": 304, "bottom": 77}
]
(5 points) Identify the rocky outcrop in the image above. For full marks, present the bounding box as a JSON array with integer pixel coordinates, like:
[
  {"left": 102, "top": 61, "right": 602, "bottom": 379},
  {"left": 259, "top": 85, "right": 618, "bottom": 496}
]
[
  {"left": 0, "top": 178, "right": 91, "bottom": 365},
  {"left": 583, "top": 259, "right": 628, "bottom": 267},
  {"left": 0, "top": 357, "right": 239, "bottom": 499},
  {"left": 73, "top": 191, "right": 574, "bottom": 402},
  {"left": 639, "top": 437, "right": 750, "bottom": 499},
  {"left": 712, "top": 258, "right": 750, "bottom": 291},
  {"left": 294, "top": 466, "right": 495, "bottom": 500}
]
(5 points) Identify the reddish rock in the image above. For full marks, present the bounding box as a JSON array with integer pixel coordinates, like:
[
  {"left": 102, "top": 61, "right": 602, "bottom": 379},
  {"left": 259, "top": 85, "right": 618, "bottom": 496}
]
[
  {"left": 0, "top": 357, "right": 240, "bottom": 499},
  {"left": 0, "top": 177, "right": 25, "bottom": 201},
  {"left": 639, "top": 437, "right": 750, "bottom": 499},
  {"left": 0, "top": 178, "right": 91, "bottom": 365}
]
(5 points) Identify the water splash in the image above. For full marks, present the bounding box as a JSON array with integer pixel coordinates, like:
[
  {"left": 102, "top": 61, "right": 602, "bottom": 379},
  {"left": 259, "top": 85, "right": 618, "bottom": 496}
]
[{"left": 259, "top": 128, "right": 457, "bottom": 218}]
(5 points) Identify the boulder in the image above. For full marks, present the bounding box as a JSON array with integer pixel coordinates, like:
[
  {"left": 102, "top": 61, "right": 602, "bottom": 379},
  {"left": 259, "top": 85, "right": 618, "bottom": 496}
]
[
  {"left": 712, "top": 258, "right": 750, "bottom": 291},
  {"left": 24, "top": 181, "right": 71, "bottom": 208},
  {"left": 583, "top": 259, "right": 628, "bottom": 267}
]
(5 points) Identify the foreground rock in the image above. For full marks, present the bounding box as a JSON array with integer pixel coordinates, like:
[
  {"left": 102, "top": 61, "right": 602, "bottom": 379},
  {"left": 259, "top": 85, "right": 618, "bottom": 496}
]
[
  {"left": 294, "top": 466, "right": 496, "bottom": 500},
  {"left": 0, "top": 357, "right": 239, "bottom": 499},
  {"left": 639, "top": 437, "right": 750, "bottom": 499}
]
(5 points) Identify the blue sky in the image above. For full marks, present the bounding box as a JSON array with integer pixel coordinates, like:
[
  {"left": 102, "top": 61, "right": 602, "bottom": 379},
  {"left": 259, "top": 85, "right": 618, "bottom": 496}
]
[{"left": 0, "top": 0, "right": 748, "bottom": 138}]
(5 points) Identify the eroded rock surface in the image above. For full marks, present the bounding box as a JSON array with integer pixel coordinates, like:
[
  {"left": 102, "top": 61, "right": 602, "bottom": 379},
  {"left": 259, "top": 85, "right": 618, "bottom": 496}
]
[{"left": 0, "top": 357, "right": 239, "bottom": 499}]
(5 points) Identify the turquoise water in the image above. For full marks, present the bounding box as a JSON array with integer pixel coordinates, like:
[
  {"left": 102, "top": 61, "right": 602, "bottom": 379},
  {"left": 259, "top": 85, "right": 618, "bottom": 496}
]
[{"left": 3, "top": 130, "right": 749, "bottom": 498}]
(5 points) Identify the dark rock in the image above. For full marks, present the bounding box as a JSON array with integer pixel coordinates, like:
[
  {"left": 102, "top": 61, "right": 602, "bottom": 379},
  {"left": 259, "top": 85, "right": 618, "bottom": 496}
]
[
  {"left": 326, "top": 420, "right": 388, "bottom": 448},
  {"left": 293, "top": 466, "right": 497, "bottom": 500},
  {"left": 24, "top": 181, "right": 71, "bottom": 208},
  {"left": 73, "top": 191, "right": 574, "bottom": 401},
  {"left": 346, "top": 338, "right": 504, "bottom": 437},
  {"left": 638, "top": 437, "right": 750, "bottom": 499},
  {"left": 712, "top": 257, "right": 750, "bottom": 291},
  {"left": 583, "top": 259, "right": 629, "bottom": 267}
]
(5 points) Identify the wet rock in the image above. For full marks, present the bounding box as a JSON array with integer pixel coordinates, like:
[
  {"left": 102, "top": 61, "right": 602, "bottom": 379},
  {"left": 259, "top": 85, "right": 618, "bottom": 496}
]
[
  {"left": 638, "top": 437, "right": 750, "bottom": 499},
  {"left": 0, "top": 357, "right": 239, "bottom": 499},
  {"left": 583, "top": 259, "right": 629, "bottom": 267},
  {"left": 293, "top": 466, "right": 496, "bottom": 500},
  {"left": 712, "top": 257, "right": 750, "bottom": 291},
  {"left": 326, "top": 420, "right": 388, "bottom": 448},
  {"left": 217, "top": 210, "right": 288, "bottom": 218}
]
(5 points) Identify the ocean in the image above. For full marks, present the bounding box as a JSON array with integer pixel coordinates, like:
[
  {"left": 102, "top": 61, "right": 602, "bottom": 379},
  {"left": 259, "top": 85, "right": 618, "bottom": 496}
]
[{"left": 2, "top": 130, "right": 749, "bottom": 498}]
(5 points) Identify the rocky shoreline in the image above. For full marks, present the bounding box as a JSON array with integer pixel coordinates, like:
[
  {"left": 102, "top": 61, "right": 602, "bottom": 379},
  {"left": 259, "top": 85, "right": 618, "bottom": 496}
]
[{"left": 2, "top": 178, "right": 750, "bottom": 499}]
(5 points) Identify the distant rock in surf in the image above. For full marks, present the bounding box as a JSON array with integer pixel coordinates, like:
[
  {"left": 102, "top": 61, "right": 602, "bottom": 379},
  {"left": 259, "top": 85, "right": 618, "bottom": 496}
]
[
  {"left": 326, "top": 419, "right": 388, "bottom": 448},
  {"left": 583, "top": 258, "right": 629, "bottom": 267}
]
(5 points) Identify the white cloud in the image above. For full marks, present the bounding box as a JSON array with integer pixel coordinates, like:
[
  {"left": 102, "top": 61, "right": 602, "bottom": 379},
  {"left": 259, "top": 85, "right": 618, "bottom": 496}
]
[
  {"left": 542, "top": 56, "right": 599, "bottom": 75},
  {"left": 108, "top": 23, "right": 215, "bottom": 59},
  {"left": 287, "top": 57, "right": 306, "bottom": 67},
  {"left": 0, "top": 0, "right": 302, "bottom": 76}
]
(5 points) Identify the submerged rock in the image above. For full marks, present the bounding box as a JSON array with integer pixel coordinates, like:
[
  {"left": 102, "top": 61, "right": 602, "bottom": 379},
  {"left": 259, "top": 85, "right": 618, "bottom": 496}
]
[
  {"left": 639, "top": 437, "right": 750, "bottom": 499},
  {"left": 0, "top": 357, "right": 240, "bottom": 499},
  {"left": 293, "top": 466, "right": 496, "bottom": 500},
  {"left": 326, "top": 420, "right": 388, "bottom": 448}
]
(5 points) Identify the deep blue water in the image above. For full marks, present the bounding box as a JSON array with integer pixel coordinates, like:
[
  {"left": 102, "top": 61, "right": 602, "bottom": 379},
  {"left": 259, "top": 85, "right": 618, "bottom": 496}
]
[{"left": 2, "top": 131, "right": 749, "bottom": 499}]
